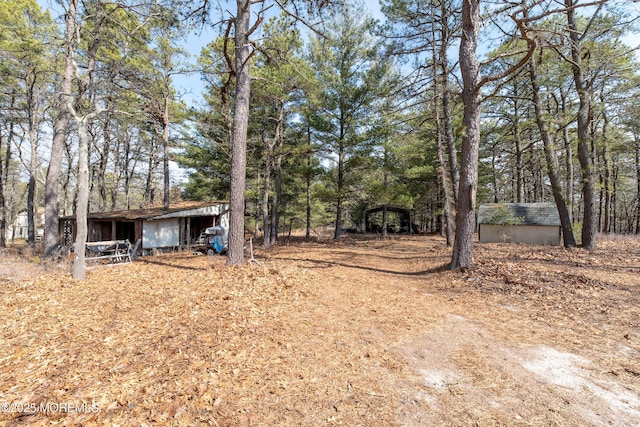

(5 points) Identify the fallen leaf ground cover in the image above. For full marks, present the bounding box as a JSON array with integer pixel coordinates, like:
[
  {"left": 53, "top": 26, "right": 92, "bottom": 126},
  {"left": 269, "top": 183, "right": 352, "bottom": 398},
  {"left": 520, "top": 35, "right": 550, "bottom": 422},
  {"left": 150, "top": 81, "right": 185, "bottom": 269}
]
[{"left": 0, "top": 235, "right": 639, "bottom": 426}]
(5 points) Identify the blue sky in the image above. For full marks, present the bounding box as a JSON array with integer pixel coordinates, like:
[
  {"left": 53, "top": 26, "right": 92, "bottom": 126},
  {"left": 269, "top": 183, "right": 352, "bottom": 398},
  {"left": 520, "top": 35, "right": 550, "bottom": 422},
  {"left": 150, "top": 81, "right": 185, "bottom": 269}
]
[
  {"left": 174, "top": 0, "right": 384, "bottom": 105},
  {"left": 36, "top": 0, "right": 639, "bottom": 108}
]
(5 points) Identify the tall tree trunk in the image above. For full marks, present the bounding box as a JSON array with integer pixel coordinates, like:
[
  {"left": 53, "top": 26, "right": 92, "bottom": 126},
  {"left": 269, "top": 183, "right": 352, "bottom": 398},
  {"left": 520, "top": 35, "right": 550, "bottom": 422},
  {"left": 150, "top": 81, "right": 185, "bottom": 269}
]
[
  {"left": 62, "top": 141, "right": 74, "bottom": 216},
  {"left": 436, "top": 122, "right": 453, "bottom": 246},
  {"left": 125, "top": 144, "right": 141, "bottom": 210},
  {"left": 442, "top": 89, "right": 459, "bottom": 206},
  {"left": 529, "top": 56, "right": 576, "bottom": 247},
  {"left": 597, "top": 134, "right": 604, "bottom": 231},
  {"left": 382, "top": 146, "right": 389, "bottom": 238},
  {"left": 262, "top": 146, "right": 272, "bottom": 247},
  {"left": 490, "top": 146, "right": 499, "bottom": 202},
  {"left": 601, "top": 147, "right": 612, "bottom": 233},
  {"left": 305, "top": 127, "right": 312, "bottom": 239},
  {"left": 27, "top": 177, "right": 36, "bottom": 246},
  {"left": 253, "top": 172, "right": 261, "bottom": 240},
  {"left": 515, "top": 138, "right": 523, "bottom": 202},
  {"left": 110, "top": 135, "right": 122, "bottom": 210},
  {"left": 636, "top": 137, "right": 640, "bottom": 234},
  {"left": 450, "top": 0, "right": 481, "bottom": 270},
  {"left": 163, "top": 95, "right": 170, "bottom": 210},
  {"left": 265, "top": 105, "right": 284, "bottom": 246},
  {"left": 0, "top": 133, "right": 4, "bottom": 248},
  {"left": 271, "top": 154, "right": 282, "bottom": 245},
  {"left": 145, "top": 138, "right": 159, "bottom": 205},
  {"left": 2, "top": 93, "right": 17, "bottom": 247},
  {"left": 44, "top": 0, "right": 76, "bottom": 257},
  {"left": 97, "top": 114, "right": 111, "bottom": 210},
  {"left": 611, "top": 160, "right": 617, "bottom": 233},
  {"left": 69, "top": 0, "right": 104, "bottom": 279},
  {"left": 439, "top": 0, "right": 459, "bottom": 206},
  {"left": 559, "top": 88, "right": 574, "bottom": 221},
  {"left": 334, "top": 140, "right": 345, "bottom": 240},
  {"left": 27, "top": 71, "right": 39, "bottom": 247},
  {"left": 226, "top": 0, "right": 251, "bottom": 265},
  {"left": 566, "top": 0, "right": 597, "bottom": 250},
  {"left": 601, "top": 101, "right": 611, "bottom": 234},
  {"left": 432, "top": 10, "right": 452, "bottom": 246},
  {"left": 510, "top": 80, "right": 524, "bottom": 203},
  {"left": 73, "top": 119, "right": 90, "bottom": 280}
]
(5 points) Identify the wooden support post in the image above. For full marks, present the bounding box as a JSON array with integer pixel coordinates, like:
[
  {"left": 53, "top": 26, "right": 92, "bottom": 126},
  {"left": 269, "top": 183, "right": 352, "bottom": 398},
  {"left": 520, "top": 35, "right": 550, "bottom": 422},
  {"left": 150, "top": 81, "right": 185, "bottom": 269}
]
[{"left": 186, "top": 216, "right": 191, "bottom": 248}]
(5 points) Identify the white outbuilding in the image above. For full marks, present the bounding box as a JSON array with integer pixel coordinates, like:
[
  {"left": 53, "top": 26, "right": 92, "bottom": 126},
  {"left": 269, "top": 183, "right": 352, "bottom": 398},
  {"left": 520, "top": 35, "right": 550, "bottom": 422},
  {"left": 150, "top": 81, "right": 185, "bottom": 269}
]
[{"left": 477, "top": 203, "right": 562, "bottom": 245}]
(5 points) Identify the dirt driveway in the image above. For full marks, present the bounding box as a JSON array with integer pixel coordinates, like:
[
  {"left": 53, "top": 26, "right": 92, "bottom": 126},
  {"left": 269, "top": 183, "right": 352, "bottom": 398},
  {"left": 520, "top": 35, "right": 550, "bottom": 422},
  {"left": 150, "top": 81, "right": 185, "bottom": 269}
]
[
  {"left": 1, "top": 235, "right": 639, "bottom": 426},
  {"left": 264, "top": 235, "right": 640, "bottom": 426}
]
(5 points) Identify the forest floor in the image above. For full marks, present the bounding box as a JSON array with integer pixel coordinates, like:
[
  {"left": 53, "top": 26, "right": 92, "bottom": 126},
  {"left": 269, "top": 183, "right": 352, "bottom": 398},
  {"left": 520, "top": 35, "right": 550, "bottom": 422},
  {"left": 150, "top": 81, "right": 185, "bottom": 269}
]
[{"left": 0, "top": 234, "right": 639, "bottom": 426}]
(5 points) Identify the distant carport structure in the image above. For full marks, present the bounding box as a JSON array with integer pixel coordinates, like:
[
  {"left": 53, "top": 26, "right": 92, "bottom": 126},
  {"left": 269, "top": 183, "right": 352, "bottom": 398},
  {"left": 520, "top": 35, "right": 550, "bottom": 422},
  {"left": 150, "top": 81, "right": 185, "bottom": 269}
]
[{"left": 364, "top": 205, "right": 412, "bottom": 234}]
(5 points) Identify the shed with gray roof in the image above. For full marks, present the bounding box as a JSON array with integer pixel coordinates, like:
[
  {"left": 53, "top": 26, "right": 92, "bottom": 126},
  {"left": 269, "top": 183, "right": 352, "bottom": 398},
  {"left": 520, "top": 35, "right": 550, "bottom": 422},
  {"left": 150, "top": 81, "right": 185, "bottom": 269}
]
[
  {"left": 60, "top": 201, "right": 229, "bottom": 253},
  {"left": 477, "top": 203, "right": 561, "bottom": 245}
]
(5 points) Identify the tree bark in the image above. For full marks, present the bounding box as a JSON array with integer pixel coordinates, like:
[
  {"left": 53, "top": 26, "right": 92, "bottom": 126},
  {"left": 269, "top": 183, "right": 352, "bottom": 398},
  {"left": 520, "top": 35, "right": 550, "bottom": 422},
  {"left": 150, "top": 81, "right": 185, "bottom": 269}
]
[
  {"left": 565, "top": 0, "right": 597, "bottom": 250},
  {"left": 529, "top": 56, "right": 576, "bottom": 247},
  {"left": 601, "top": 100, "right": 611, "bottom": 233},
  {"left": 334, "top": 139, "right": 345, "bottom": 240},
  {"left": 44, "top": 0, "right": 76, "bottom": 258},
  {"left": 62, "top": 141, "right": 74, "bottom": 216},
  {"left": 27, "top": 177, "right": 36, "bottom": 245},
  {"left": 561, "top": 90, "right": 574, "bottom": 222},
  {"left": 0, "top": 133, "right": 4, "bottom": 248},
  {"left": 436, "top": 118, "right": 453, "bottom": 246},
  {"left": 262, "top": 141, "right": 272, "bottom": 247},
  {"left": 226, "top": 0, "right": 251, "bottom": 265},
  {"left": 432, "top": 8, "right": 452, "bottom": 246},
  {"left": 73, "top": 119, "right": 90, "bottom": 280},
  {"left": 145, "top": 139, "right": 159, "bottom": 205},
  {"left": 26, "top": 70, "right": 40, "bottom": 247},
  {"left": 439, "top": 0, "right": 459, "bottom": 206},
  {"left": 70, "top": 0, "right": 104, "bottom": 279},
  {"left": 636, "top": 137, "right": 640, "bottom": 234},
  {"left": 514, "top": 104, "right": 524, "bottom": 203},
  {"left": 265, "top": 104, "right": 284, "bottom": 246},
  {"left": 382, "top": 146, "right": 389, "bottom": 238},
  {"left": 601, "top": 147, "right": 612, "bottom": 233},
  {"left": 305, "top": 126, "right": 312, "bottom": 239},
  {"left": 163, "top": 94, "right": 170, "bottom": 210},
  {"left": 92, "top": 113, "right": 111, "bottom": 211},
  {"left": 442, "top": 89, "right": 458, "bottom": 205},
  {"left": 1, "top": 92, "right": 17, "bottom": 247},
  {"left": 450, "top": 0, "right": 481, "bottom": 270},
  {"left": 271, "top": 154, "right": 282, "bottom": 245}
]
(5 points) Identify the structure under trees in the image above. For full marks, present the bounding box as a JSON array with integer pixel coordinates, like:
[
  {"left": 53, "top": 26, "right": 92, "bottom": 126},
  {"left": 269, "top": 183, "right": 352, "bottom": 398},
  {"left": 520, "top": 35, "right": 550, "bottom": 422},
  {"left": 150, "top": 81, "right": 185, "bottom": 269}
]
[{"left": 1, "top": 0, "right": 639, "bottom": 276}]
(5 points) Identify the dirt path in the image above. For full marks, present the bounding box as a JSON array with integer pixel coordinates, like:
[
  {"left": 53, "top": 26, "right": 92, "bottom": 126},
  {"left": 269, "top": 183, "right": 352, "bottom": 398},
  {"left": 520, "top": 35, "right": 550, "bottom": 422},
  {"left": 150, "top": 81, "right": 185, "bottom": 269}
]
[{"left": 264, "top": 236, "right": 640, "bottom": 426}]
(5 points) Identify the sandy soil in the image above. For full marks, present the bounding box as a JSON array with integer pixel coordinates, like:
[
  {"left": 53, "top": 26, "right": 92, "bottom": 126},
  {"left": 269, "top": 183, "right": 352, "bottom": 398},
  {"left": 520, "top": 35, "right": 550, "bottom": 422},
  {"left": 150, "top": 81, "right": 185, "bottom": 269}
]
[{"left": 0, "top": 235, "right": 639, "bottom": 426}]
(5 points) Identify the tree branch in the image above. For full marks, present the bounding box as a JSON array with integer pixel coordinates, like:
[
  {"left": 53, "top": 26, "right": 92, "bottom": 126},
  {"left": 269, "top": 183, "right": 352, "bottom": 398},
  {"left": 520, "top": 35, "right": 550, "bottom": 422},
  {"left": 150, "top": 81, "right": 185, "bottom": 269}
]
[
  {"left": 272, "top": 0, "right": 327, "bottom": 39},
  {"left": 478, "top": 13, "right": 537, "bottom": 92}
]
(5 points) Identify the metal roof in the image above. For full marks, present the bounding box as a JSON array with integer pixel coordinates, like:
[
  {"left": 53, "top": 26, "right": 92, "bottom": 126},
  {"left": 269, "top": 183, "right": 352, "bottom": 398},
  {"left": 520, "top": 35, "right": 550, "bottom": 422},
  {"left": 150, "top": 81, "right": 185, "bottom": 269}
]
[
  {"left": 61, "top": 201, "right": 229, "bottom": 221},
  {"left": 477, "top": 203, "right": 561, "bottom": 226}
]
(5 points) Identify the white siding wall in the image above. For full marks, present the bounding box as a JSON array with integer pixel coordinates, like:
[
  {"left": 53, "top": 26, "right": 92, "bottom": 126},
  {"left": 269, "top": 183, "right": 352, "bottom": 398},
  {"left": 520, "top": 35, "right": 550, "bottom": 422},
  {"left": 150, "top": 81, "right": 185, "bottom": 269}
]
[
  {"left": 219, "top": 211, "right": 229, "bottom": 228},
  {"left": 143, "top": 219, "right": 180, "bottom": 248},
  {"left": 479, "top": 224, "right": 561, "bottom": 245}
]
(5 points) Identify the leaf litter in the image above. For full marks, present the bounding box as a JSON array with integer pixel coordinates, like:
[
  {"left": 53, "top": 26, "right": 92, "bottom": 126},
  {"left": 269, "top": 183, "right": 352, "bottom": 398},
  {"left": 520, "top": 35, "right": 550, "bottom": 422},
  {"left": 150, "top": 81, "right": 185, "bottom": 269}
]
[{"left": 0, "top": 235, "right": 639, "bottom": 426}]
